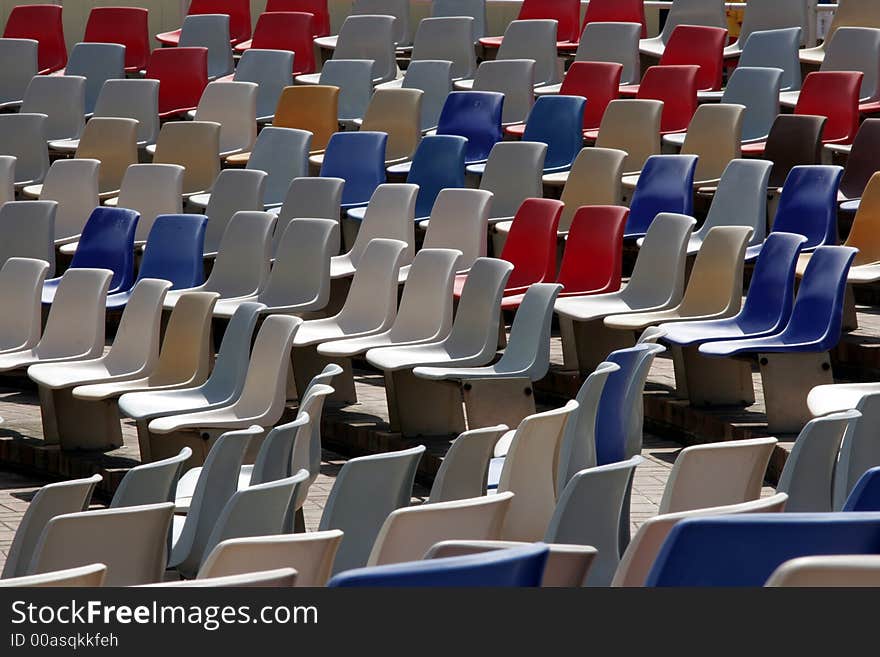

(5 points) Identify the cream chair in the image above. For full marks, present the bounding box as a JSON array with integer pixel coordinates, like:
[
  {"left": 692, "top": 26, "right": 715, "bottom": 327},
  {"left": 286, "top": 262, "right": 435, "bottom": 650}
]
[
  {"left": 150, "top": 121, "right": 221, "bottom": 196},
  {"left": 188, "top": 81, "right": 257, "bottom": 157},
  {"left": 29, "top": 279, "right": 171, "bottom": 449},
  {"left": 428, "top": 425, "right": 509, "bottom": 503},
  {"left": 800, "top": 0, "right": 880, "bottom": 66},
  {"left": 0, "top": 564, "right": 107, "bottom": 587},
  {"left": 766, "top": 555, "right": 880, "bottom": 586},
  {"left": 356, "top": 88, "right": 422, "bottom": 165},
  {"left": 149, "top": 568, "right": 297, "bottom": 587},
  {"left": 367, "top": 493, "right": 514, "bottom": 566},
  {"left": 0, "top": 258, "right": 49, "bottom": 356},
  {"left": 594, "top": 100, "right": 662, "bottom": 175},
  {"left": 0, "top": 200, "right": 57, "bottom": 275},
  {"left": 73, "top": 117, "right": 139, "bottom": 197},
  {"left": 478, "top": 141, "right": 545, "bottom": 224},
  {"left": 103, "top": 164, "right": 184, "bottom": 245},
  {"left": 198, "top": 530, "right": 343, "bottom": 586},
  {"left": 90, "top": 78, "right": 160, "bottom": 148}
]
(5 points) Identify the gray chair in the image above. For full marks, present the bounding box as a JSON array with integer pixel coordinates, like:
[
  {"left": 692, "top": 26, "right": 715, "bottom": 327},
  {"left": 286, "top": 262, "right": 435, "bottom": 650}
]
[
  {"left": 196, "top": 169, "right": 267, "bottom": 256},
  {"left": 408, "top": 16, "right": 475, "bottom": 80},
  {"left": 0, "top": 156, "right": 13, "bottom": 204},
  {"left": 717, "top": 67, "right": 783, "bottom": 143},
  {"left": 428, "top": 425, "right": 508, "bottom": 503},
  {"left": 232, "top": 49, "right": 293, "bottom": 122},
  {"left": 270, "top": 177, "right": 344, "bottom": 255},
  {"left": 178, "top": 14, "right": 233, "bottom": 79},
  {"left": 379, "top": 60, "right": 453, "bottom": 132},
  {"left": 833, "top": 394, "right": 880, "bottom": 510},
  {"left": 302, "top": 15, "right": 398, "bottom": 85},
  {"left": 0, "top": 38, "right": 37, "bottom": 109},
  {"left": 566, "top": 21, "right": 642, "bottom": 86},
  {"left": 0, "top": 113, "right": 48, "bottom": 187},
  {"left": 640, "top": 0, "right": 727, "bottom": 59},
  {"left": 319, "top": 59, "right": 374, "bottom": 124},
  {"left": 477, "top": 141, "right": 546, "bottom": 221},
  {"left": 92, "top": 79, "right": 161, "bottom": 147},
  {"left": 432, "top": 0, "right": 487, "bottom": 41},
  {"left": 64, "top": 42, "right": 125, "bottom": 115},
  {"left": 724, "top": 0, "right": 807, "bottom": 58},
  {"left": 246, "top": 127, "right": 311, "bottom": 208},
  {"left": 110, "top": 447, "right": 193, "bottom": 508},
  {"left": 458, "top": 59, "right": 535, "bottom": 124},
  {"left": 20, "top": 76, "right": 85, "bottom": 141},
  {"left": 0, "top": 200, "right": 57, "bottom": 275}
]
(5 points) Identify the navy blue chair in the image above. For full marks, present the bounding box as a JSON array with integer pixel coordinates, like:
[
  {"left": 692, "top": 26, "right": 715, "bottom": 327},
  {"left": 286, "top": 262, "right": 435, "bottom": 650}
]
[
  {"left": 327, "top": 543, "right": 549, "bottom": 587},
  {"left": 661, "top": 232, "right": 808, "bottom": 348},
  {"left": 42, "top": 207, "right": 138, "bottom": 305},
  {"left": 519, "top": 95, "right": 586, "bottom": 175},
  {"left": 320, "top": 131, "right": 388, "bottom": 210},
  {"left": 107, "top": 214, "right": 207, "bottom": 309},
  {"left": 746, "top": 165, "right": 844, "bottom": 260},
  {"left": 434, "top": 91, "right": 503, "bottom": 165},
  {"left": 844, "top": 467, "right": 880, "bottom": 511},
  {"left": 645, "top": 513, "right": 880, "bottom": 586},
  {"left": 624, "top": 155, "right": 698, "bottom": 238}
]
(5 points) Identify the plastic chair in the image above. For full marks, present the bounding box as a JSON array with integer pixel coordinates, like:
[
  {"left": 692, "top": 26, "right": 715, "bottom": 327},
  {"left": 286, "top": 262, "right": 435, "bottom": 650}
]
[
  {"left": 230, "top": 50, "right": 294, "bottom": 123},
  {"left": 233, "top": 12, "right": 315, "bottom": 75},
  {"left": 320, "top": 132, "right": 387, "bottom": 210},
  {"left": 546, "top": 456, "right": 643, "bottom": 585},
  {"left": 480, "top": 0, "right": 579, "bottom": 46},
  {"left": 475, "top": 142, "right": 546, "bottom": 223},
  {"left": 145, "top": 47, "right": 209, "bottom": 118},
  {"left": 1, "top": 474, "right": 102, "bottom": 579},
  {"left": 801, "top": 0, "right": 880, "bottom": 66},
  {"left": 0, "top": 201, "right": 55, "bottom": 277},
  {"left": 624, "top": 155, "right": 698, "bottom": 238},
  {"left": 837, "top": 119, "right": 880, "bottom": 203},
  {"left": 324, "top": 0, "right": 411, "bottom": 47},
  {"left": 198, "top": 530, "right": 342, "bottom": 586},
  {"left": 630, "top": 25, "right": 726, "bottom": 94},
  {"left": 664, "top": 103, "right": 745, "bottom": 187},
  {"left": 725, "top": 0, "right": 807, "bottom": 58},
  {"left": 190, "top": 81, "right": 257, "bottom": 157},
  {"left": 150, "top": 568, "right": 297, "bottom": 587},
  {"left": 843, "top": 466, "right": 880, "bottom": 512},
  {"left": 566, "top": 0, "right": 647, "bottom": 51},
  {"left": 62, "top": 43, "right": 125, "bottom": 116},
  {"left": 2, "top": 4, "right": 66, "bottom": 73},
  {"left": 639, "top": 0, "right": 727, "bottom": 60},
  {"left": 89, "top": 79, "right": 160, "bottom": 148},
  {"left": 0, "top": 258, "right": 48, "bottom": 357},
  {"left": 22, "top": 159, "right": 97, "bottom": 251},
  {"left": 0, "top": 38, "right": 37, "bottom": 109},
  {"left": 428, "top": 425, "right": 508, "bottom": 503},
  {"left": 151, "top": 121, "right": 220, "bottom": 196},
  {"left": 632, "top": 65, "right": 699, "bottom": 134},
  {"left": 593, "top": 99, "right": 662, "bottom": 174},
  {"left": 20, "top": 76, "right": 85, "bottom": 142},
  {"left": 399, "top": 135, "right": 467, "bottom": 221},
  {"left": 328, "top": 543, "right": 548, "bottom": 587},
  {"left": 314, "top": 57, "right": 370, "bottom": 122},
  {"left": 791, "top": 71, "right": 863, "bottom": 146},
  {"left": 28, "top": 503, "right": 175, "bottom": 586},
  {"left": 0, "top": 156, "right": 11, "bottom": 205},
  {"left": 645, "top": 513, "right": 880, "bottom": 587},
  {"left": 264, "top": 85, "right": 338, "bottom": 156},
  {"left": 156, "top": 0, "right": 252, "bottom": 46},
  {"left": 336, "top": 186, "right": 411, "bottom": 276},
  {"left": 239, "top": 127, "right": 310, "bottom": 208},
  {"left": 84, "top": 6, "right": 149, "bottom": 72},
  {"left": 529, "top": 61, "right": 623, "bottom": 135},
  {"left": 407, "top": 16, "right": 475, "bottom": 80},
  {"left": 457, "top": 59, "right": 534, "bottom": 125},
  {"left": 178, "top": 14, "right": 234, "bottom": 80},
  {"left": 744, "top": 115, "right": 826, "bottom": 187},
  {"left": 428, "top": 91, "right": 503, "bottom": 166},
  {"left": 544, "top": 148, "right": 627, "bottom": 230},
  {"left": 106, "top": 165, "right": 184, "bottom": 245},
  {"left": 356, "top": 88, "right": 422, "bottom": 165},
  {"left": 766, "top": 554, "right": 880, "bottom": 587},
  {"left": 69, "top": 117, "right": 138, "bottom": 197},
  {"left": 0, "top": 564, "right": 107, "bottom": 588},
  {"left": 431, "top": 0, "right": 486, "bottom": 40},
  {"left": 512, "top": 96, "right": 584, "bottom": 174},
  {"left": 300, "top": 15, "right": 398, "bottom": 85},
  {"left": 110, "top": 448, "right": 192, "bottom": 509},
  {"left": 612, "top": 494, "right": 789, "bottom": 587},
  {"left": 264, "top": 0, "right": 330, "bottom": 36},
  {"left": 379, "top": 60, "right": 452, "bottom": 132}
]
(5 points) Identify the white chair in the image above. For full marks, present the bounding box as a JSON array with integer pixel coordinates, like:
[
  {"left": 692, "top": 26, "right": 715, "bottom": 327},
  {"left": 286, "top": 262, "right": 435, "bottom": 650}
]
[
  {"left": 428, "top": 424, "right": 508, "bottom": 503},
  {"left": 245, "top": 127, "right": 311, "bottom": 208},
  {"left": 28, "top": 279, "right": 172, "bottom": 449},
  {"left": 456, "top": 59, "right": 535, "bottom": 124},
  {"left": 299, "top": 15, "right": 399, "bottom": 85},
  {"left": 178, "top": 14, "right": 234, "bottom": 79},
  {"left": 639, "top": 0, "right": 727, "bottom": 59},
  {"left": 189, "top": 81, "right": 257, "bottom": 157},
  {"left": 830, "top": 393, "right": 880, "bottom": 510},
  {"left": 0, "top": 258, "right": 49, "bottom": 356},
  {"left": 20, "top": 75, "right": 86, "bottom": 141},
  {"left": 0, "top": 200, "right": 57, "bottom": 275},
  {"left": 0, "top": 37, "right": 37, "bottom": 110},
  {"left": 476, "top": 141, "right": 545, "bottom": 223},
  {"left": 148, "top": 568, "right": 297, "bottom": 587},
  {"left": 103, "top": 164, "right": 184, "bottom": 245},
  {"left": 0, "top": 563, "right": 107, "bottom": 587},
  {"left": 270, "top": 177, "right": 344, "bottom": 256},
  {"left": 110, "top": 447, "right": 192, "bottom": 508},
  {"left": 0, "top": 113, "right": 49, "bottom": 188},
  {"left": 766, "top": 555, "right": 880, "bottom": 587},
  {"left": 192, "top": 170, "right": 267, "bottom": 256},
  {"left": 22, "top": 159, "right": 98, "bottom": 250}
]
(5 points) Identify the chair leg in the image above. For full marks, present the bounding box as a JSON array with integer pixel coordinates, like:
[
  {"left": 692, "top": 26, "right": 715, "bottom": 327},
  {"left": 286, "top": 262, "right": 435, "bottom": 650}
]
[
  {"left": 682, "top": 346, "right": 756, "bottom": 406},
  {"left": 559, "top": 316, "right": 579, "bottom": 370},
  {"left": 37, "top": 385, "right": 59, "bottom": 445},
  {"left": 52, "top": 389, "right": 123, "bottom": 451},
  {"left": 147, "top": 427, "right": 209, "bottom": 468},
  {"left": 843, "top": 284, "right": 859, "bottom": 331},
  {"left": 385, "top": 368, "right": 465, "bottom": 436},
  {"left": 323, "top": 277, "right": 351, "bottom": 317},
  {"left": 668, "top": 344, "right": 689, "bottom": 398},
  {"left": 570, "top": 319, "right": 636, "bottom": 376},
  {"left": 291, "top": 345, "right": 357, "bottom": 404},
  {"left": 462, "top": 377, "right": 536, "bottom": 431},
  {"left": 759, "top": 351, "right": 834, "bottom": 433}
]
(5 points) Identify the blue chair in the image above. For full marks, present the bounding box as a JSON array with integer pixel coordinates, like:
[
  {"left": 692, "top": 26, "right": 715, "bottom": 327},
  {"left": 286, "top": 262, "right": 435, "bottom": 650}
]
[
  {"left": 327, "top": 543, "right": 549, "bottom": 587},
  {"left": 42, "top": 207, "right": 138, "bottom": 305},
  {"left": 320, "top": 131, "right": 388, "bottom": 210},
  {"left": 433, "top": 91, "right": 503, "bottom": 166},
  {"left": 843, "top": 467, "right": 880, "bottom": 511},
  {"left": 106, "top": 214, "right": 207, "bottom": 309},
  {"left": 624, "top": 155, "right": 698, "bottom": 238},
  {"left": 352, "top": 135, "right": 467, "bottom": 223},
  {"left": 519, "top": 95, "right": 586, "bottom": 175},
  {"left": 645, "top": 513, "right": 880, "bottom": 586},
  {"left": 745, "top": 165, "right": 843, "bottom": 260}
]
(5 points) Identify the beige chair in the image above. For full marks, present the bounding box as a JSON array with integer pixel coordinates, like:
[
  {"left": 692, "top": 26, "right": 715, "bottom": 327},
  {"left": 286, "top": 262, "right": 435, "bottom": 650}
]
[
  {"left": 425, "top": 540, "right": 597, "bottom": 587},
  {"left": 151, "top": 121, "right": 221, "bottom": 196},
  {"left": 28, "top": 503, "right": 175, "bottom": 586},
  {"left": 145, "top": 567, "right": 297, "bottom": 587},
  {"left": 800, "top": 0, "right": 880, "bottom": 66},
  {"left": 612, "top": 493, "right": 788, "bottom": 587},
  {"left": 545, "top": 147, "right": 627, "bottom": 234},
  {"left": 0, "top": 563, "right": 107, "bottom": 587},
  {"left": 658, "top": 437, "right": 777, "bottom": 515},
  {"left": 428, "top": 425, "right": 508, "bottom": 503},
  {"left": 103, "top": 164, "right": 184, "bottom": 245},
  {"left": 0, "top": 258, "right": 49, "bottom": 357},
  {"left": 766, "top": 555, "right": 880, "bottom": 587},
  {"left": 0, "top": 202, "right": 57, "bottom": 272},
  {"left": 497, "top": 402, "right": 579, "bottom": 541},
  {"left": 356, "top": 88, "right": 422, "bottom": 165},
  {"left": 197, "top": 530, "right": 343, "bottom": 587},
  {"left": 594, "top": 100, "right": 662, "bottom": 175},
  {"left": 73, "top": 117, "right": 139, "bottom": 197},
  {"left": 367, "top": 493, "right": 514, "bottom": 566},
  {"left": 20, "top": 159, "right": 98, "bottom": 250}
]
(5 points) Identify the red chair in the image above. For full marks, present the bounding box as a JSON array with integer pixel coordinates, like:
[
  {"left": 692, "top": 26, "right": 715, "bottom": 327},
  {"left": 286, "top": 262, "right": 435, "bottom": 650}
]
[
  {"left": 560, "top": 0, "right": 647, "bottom": 52},
  {"left": 501, "top": 205, "right": 628, "bottom": 309},
  {"left": 265, "top": 0, "right": 330, "bottom": 37},
  {"left": 84, "top": 7, "right": 150, "bottom": 72},
  {"left": 145, "top": 47, "right": 209, "bottom": 118},
  {"left": 794, "top": 71, "right": 863, "bottom": 146},
  {"left": 156, "top": 0, "right": 252, "bottom": 46},
  {"left": 3, "top": 4, "right": 66, "bottom": 73},
  {"left": 479, "top": 0, "right": 580, "bottom": 49},
  {"left": 233, "top": 12, "right": 317, "bottom": 74},
  {"left": 634, "top": 65, "right": 699, "bottom": 135},
  {"left": 508, "top": 61, "right": 622, "bottom": 139},
  {"left": 621, "top": 25, "right": 727, "bottom": 93}
]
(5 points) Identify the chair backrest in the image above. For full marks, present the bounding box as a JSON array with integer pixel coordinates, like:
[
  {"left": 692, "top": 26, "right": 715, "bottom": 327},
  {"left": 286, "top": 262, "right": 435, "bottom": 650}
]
[
  {"left": 184, "top": 0, "right": 252, "bottom": 43},
  {"left": 406, "top": 135, "right": 466, "bottom": 218},
  {"left": 432, "top": 0, "right": 487, "bottom": 40},
  {"left": 334, "top": 238, "right": 407, "bottom": 335},
  {"left": 333, "top": 14, "right": 398, "bottom": 83},
  {"left": 521, "top": 95, "right": 585, "bottom": 171},
  {"left": 351, "top": 0, "right": 411, "bottom": 44},
  {"left": 494, "top": 283, "right": 561, "bottom": 379},
  {"left": 0, "top": 200, "right": 56, "bottom": 275},
  {"left": 206, "top": 210, "right": 274, "bottom": 298},
  {"left": 247, "top": 127, "right": 310, "bottom": 207},
  {"left": 595, "top": 99, "right": 662, "bottom": 173},
  {"left": 766, "top": 554, "right": 880, "bottom": 587},
  {"left": 0, "top": 258, "right": 48, "bottom": 353},
  {"left": 101, "top": 278, "right": 171, "bottom": 374},
  {"left": 515, "top": 0, "right": 579, "bottom": 41},
  {"left": 33, "top": 157, "right": 99, "bottom": 247},
  {"left": 735, "top": 0, "right": 806, "bottom": 48},
  {"left": 840, "top": 119, "right": 880, "bottom": 200},
  {"left": 795, "top": 71, "right": 862, "bottom": 144},
  {"left": 110, "top": 448, "right": 192, "bottom": 508},
  {"left": 203, "top": 169, "right": 267, "bottom": 254},
  {"left": 558, "top": 206, "right": 627, "bottom": 295},
  {"left": 676, "top": 225, "right": 752, "bottom": 317},
  {"left": 0, "top": 38, "right": 37, "bottom": 104},
  {"left": 658, "top": 25, "right": 727, "bottom": 91},
  {"left": 198, "top": 529, "right": 344, "bottom": 586},
  {"left": 645, "top": 512, "right": 880, "bottom": 587},
  {"left": 84, "top": 6, "right": 149, "bottom": 71},
  {"left": 74, "top": 117, "right": 139, "bottom": 194},
  {"left": 444, "top": 257, "right": 512, "bottom": 357},
  {"left": 234, "top": 49, "right": 294, "bottom": 120},
  {"left": 1, "top": 473, "right": 101, "bottom": 579},
  {"left": 197, "top": 302, "right": 265, "bottom": 403},
  {"left": 136, "top": 214, "right": 206, "bottom": 301},
  {"left": 320, "top": 132, "right": 387, "bottom": 207},
  {"left": 558, "top": 149, "right": 626, "bottom": 231},
  {"left": 612, "top": 493, "right": 789, "bottom": 587},
  {"left": 152, "top": 121, "right": 220, "bottom": 195},
  {"left": 0, "top": 155, "right": 11, "bottom": 205},
  {"left": 69, "top": 207, "right": 138, "bottom": 293},
  {"left": 737, "top": 231, "right": 806, "bottom": 334},
  {"left": 498, "top": 401, "right": 579, "bottom": 541},
  {"left": 655, "top": 0, "right": 727, "bottom": 45},
  {"left": 0, "top": 113, "right": 48, "bottom": 185},
  {"left": 318, "top": 58, "right": 373, "bottom": 122},
  {"left": 250, "top": 12, "right": 315, "bottom": 74},
  {"left": 625, "top": 155, "right": 698, "bottom": 236},
  {"left": 637, "top": 65, "right": 699, "bottom": 133},
  {"left": 368, "top": 492, "right": 514, "bottom": 566},
  {"left": 436, "top": 91, "right": 503, "bottom": 164},
  {"left": 21, "top": 75, "right": 85, "bottom": 141},
  {"left": 389, "top": 248, "right": 460, "bottom": 343},
  {"left": 318, "top": 445, "right": 425, "bottom": 574},
  {"left": 820, "top": 0, "right": 880, "bottom": 51},
  {"left": 822, "top": 26, "right": 880, "bottom": 101},
  {"left": 38, "top": 268, "right": 111, "bottom": 358},
  {"left": 844, "top": 172, "right": 880, "bottom": 266},
  {"left": 193, "top": 80, "right": 257, "bottom": 155},
  {"left": 479, "top": 142, "right": 546, "bottom": 218},
  {"left": 274, "top": 176, "right": 343, "bottom": 255},
  {"left": 835, "top": 394, "right": 880, "bottom": 509},
  {"left": 267, "top": 0, "right": 331, "bottom": 36},
  {"left": 763, "top": 115, "right": 827, "bottom": 188},
  {"left": 844, "top": 466, "right": 880, "bottom": 511},
  {"left": 260, "top": 218, "right": 336, "bottom": 310},
  {"left": 496, "top": 19, "right": 560, "bottom": 86},
  {"left": 472, "top": 59, "right": 535, "bottom": 124},
  {"left": 546, "top": 456, "right": 643, "bottom": 586},
  {"left": 560, "top": 61, "right": 624, "bottom": 131},
  {"left": 738, "top": 28, "right": 801, "bottom": 92},
  {"left": 274, "top": 85, "right": 338, "bottom": 151},
  {"left": 93, "top": 79, "right": 160, "bottom": 146},
  {"left": 498, "top": 197, "right": 561, "bottom": 288},
  {"left": 328, "top": 543, "right": 548, "bottom": 587},
  {"left": 401, "top": 59, "right": 453, "bottom": 131},
  {"left": 422, "top": 188, "right": 491, "bottom": 270},
  {"left": 116, "top": 165, "right": 184, "bottom": 243},
  {"left": 360, "top": 88, "right": 422, "bottom": 163},
  {"left": 145, "top": 47, "right": 208, "bottom": 117},
  {"left": 249, "top": 411, "right": 310, "bottom": 488},
  {"left": 411, "top": 16, "right": 475, "bottom": 79},
  {"left": 179, "top": 14, "right": 234, "bottom": 79},
  {"left": 0, "top": 563, "right": 107, "bottom": 588},
  {"left": 680, "top": 103, "right": 744, "bottom": 182},
  {"left": 429, "top": 424, "right": 508, "bottom": 503},
  {"left": 150, "top": 568, "right": 296, "bottom": 587},
  {"left": 772, "top": 165, "right": 843, "bottom": 249},
  {"left": 2, "top": 4, "right": 66, "bottom": 72},
  {"left": 699, "top": 159, "right": 773, "bottom": 244},
  {"left": 29, "top": 503, "right": 175, "bottom": 586},
  {"left": 574, "top": 22, "right": 640, "bottom": 84},
  {"left": 347, "top": 183, "right": 417, "bottom": 267},
  {"left": 65, "top": 42, "right": 125, "bottom": 115}
]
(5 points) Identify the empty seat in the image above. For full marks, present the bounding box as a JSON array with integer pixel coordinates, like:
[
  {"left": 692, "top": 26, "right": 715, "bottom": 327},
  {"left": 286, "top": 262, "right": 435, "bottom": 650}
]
[
  {"left": 2, "top": 4, "right": 66, "bottom": 73},
  {"left": 543, "top": 147, "right": 627, "bottom": 223},
  {"left": 624, "top": 155, "right": 699, "bottom": 238},
  {"left": 83, "top": 6, "right": 149, "bottom": 72},
  {"left": 406, "top": 16, "right": 475, "bottom": 80},
  {"left": 189, "top": 81, "right": 257, "bottom": 157},
  {"left": 724, "top": 0, "right": 807, "bottom": 59},
  {"left": 529, "top": 61, "right": 623, "bottom": 135},
  {"left": 233, "top": 12, "right": 316, "bottom": 75},
  {"left": 639, "top": 0, "right": 727, "bottom": 60},
  {"left": 0, "top": 261, "right": 47, "bottom": 362},
  {"left": 156, "top": 0, "right": 252, "bottom": 46},
  {"left": 421, "top": 91, "right": 503, "bottom": 167},
  {"left": 0, "top": 113, "right": 48, "bottom": 188},
  {"left": 89, "top": 79, "right": 161, "bottom": 148},
  {"left": 0, "top": 564, "right": 107, "bottom": 588},
  {"left": 389, "top": 135, "right": 467, "bottom": 222},
  {"left": 319, "top": 132, "right": 387, "bottom": 210},
  {"left": 20, "top": 76, "right": 85, "bottom": 142},
  {"left": 0, "top": 201, "right": 57, "bottom": 276},
  {"left": 746, "top": 115, "right": 826, "bottom": 187},
  {"left": 151, "top": 121, "right": 221, "bottom": 196},
  {"left": 105, "top": 164, "right": 184, "bottom": 245},
  {"left": 480, "top": 0, "right": 578, "bottom": 47},
  {"left": 228, "top": 49, "right": 294, "bottom": 123},
  {"left": 241, "top": 127, "right": 310, "bottom": 208},
  {"left": 355, "top": 88, "right": 422, "bottom": 165},
  {"left": 475, "top": 142, "right": 546, "bottom": 225},
  {"left": 709, "top": 66, "right": 782, "bottom": 143},
  {"left": 377, "top": 59, "right": 452, "bottom": 132},
  {"left": 72, "top": 117, "right": 138, "bottom": 197},
  {"left": 0, "top": 38, "right": 37, "bottom": 110},
  {"left": 267, "top": 85, "right": 338, "bottom": 154},
  {"left": 836, "top": 119, "right": 880, "bottom": 204},
  {"left": 630, "top": 25, "right": 727, "bottom": 94},
  {"left": 270, "top": 177, "right": 344, "bottom": 255},
  {"left": 299, "top": 14, "right": 399, "bottom": 85},
  {"left": 145, "top": 47, "right": 209, "bottom": 118},
  {"left": 663, "top": 103, "right": 744, "bottom": 186},
  {"left": 564, "top": 0, "right": 647, "bottom": 52},
  {"left": 767, "top": 555, "right": 880, "bottom": 587},
  {"left": 318, "top": 58, "right": 373, "bottom": 121},
  {"left": 790, "top": 71, "right": 863, "bottom": 146},
  {"left": 263, "top": 0, "right": 331, "bottom": 36},
  {"left": 62, "top": 43, "right": 125, "bottom": 116},
  {"left": 457, "top": 59, "right": 534, "bottom": 125},
  {"left": 592, "top": 99, "right": 662, "bottom": 174},
  {"left": 21, "top": 159, "right": 97, "bottom": 251},
  {"left": 315, "top": 0, "right": 412, "bottom": 49},
  {"left": 431, "top": 0, "right": 486, "bottom": 41},
  {"left": 178, "top": 14, "right": 234, "bottom": 80},
  {"left": 630, "top": 65, "right": 699, "bottom": 134},
  {"left": 800, "top": 0, "right": 880, "bottom": 66},
  {"left": 509, "top": 96, "right": 584, "bottom": 175}
]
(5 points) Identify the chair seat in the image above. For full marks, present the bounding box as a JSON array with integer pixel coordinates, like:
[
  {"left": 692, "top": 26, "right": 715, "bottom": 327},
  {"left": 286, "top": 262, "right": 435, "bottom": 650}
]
[
  {"left": 639, "top": 37, "right": 665, "bottom": 59},
  {"left": 294, "top": 73, "right": 321, "bottom": 85},
  {"left": 807, "top": 382, "right": 880, "bottom": 417},
  {"left": 155, "top": 29, "right": 182, "bottom": 46},
  {"left": 48, "top": 138, "right": 80, "bottom": 153},
  {"left": 741, "top": 141, "right": 767, "bottom": 156},
  {"left": 313, "top": 35, "right": 338, "bottom": 50}
]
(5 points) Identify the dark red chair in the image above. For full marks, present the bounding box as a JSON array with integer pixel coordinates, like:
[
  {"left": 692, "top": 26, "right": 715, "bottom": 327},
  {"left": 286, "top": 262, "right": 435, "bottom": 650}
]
[
  {"left": 560, "top": 0, "right": 647, "bottom": 52},
  {"left": 508, "top": 61, "right": 622, "bottom": 139},
  {"left": 502, "top": 205, "right": 628, "bottom": 309},
  {"left": 3, "top": 4, "right": 66, "bottom": 73},
  {"left": 145, "top": 47, "right": 209, "bottom": 118},
  {"left": 265, "top": 0, "right": 330, "bottom": 37},
  {"left": 156, "top": 0, "right": 252, "bottom": 46},
  {"left": 633, "top": 65, "right": 699, "bottom": 135},
  {"left": 479, "top": 0, "right": 580, "bottom": 49},
  {"left": 621, "top": 25, "right": 727, "bottom": 93},
  {"left": 233, "top": 11, "right": 317, "bottom": 74},
  {"left": 84, "top": 7, "right": 150, "bottom": 72},
  {"left": 794, "top": 71, "right": 863, "bottom": 146}
]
